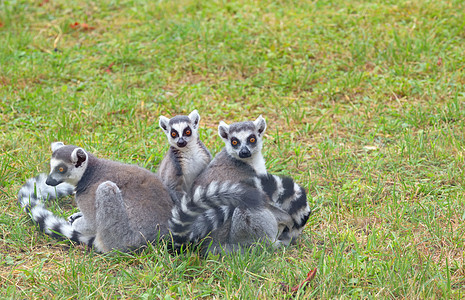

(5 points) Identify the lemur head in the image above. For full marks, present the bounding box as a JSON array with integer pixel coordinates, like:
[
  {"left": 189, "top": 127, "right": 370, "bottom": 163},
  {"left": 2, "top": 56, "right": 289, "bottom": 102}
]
[
  {"left": 46, "top": 142, "right": 89, "bottom": 187},
  {"left": 218, "top": 115, "right": 266, "bottom": 160},
  {"left": 159, "top": 110, "right": 200, "bottom": 150}
]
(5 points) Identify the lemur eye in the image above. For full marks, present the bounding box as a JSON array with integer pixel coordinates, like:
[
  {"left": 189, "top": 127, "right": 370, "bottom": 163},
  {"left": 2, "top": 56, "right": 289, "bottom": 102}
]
[
  {"left": 231, "top": 140, "right": 238, "bottom": 146},
  {"left": 185, "top": 130, "right": 191, "bottom": 136},
  {"left": 249, "top": 137, "right": 256, "bottom": 143},
  {"left": 58, "top": 167, "right": 64, "bottom": 173},
  {"left": 171, "top": 131, "right": 178, "bottom": 138}
]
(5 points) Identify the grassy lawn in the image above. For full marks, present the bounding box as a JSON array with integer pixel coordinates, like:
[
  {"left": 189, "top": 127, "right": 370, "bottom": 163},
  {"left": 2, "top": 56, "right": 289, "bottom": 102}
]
[{"left": 1, "top": 0, "right": 464, "bottom": 298}]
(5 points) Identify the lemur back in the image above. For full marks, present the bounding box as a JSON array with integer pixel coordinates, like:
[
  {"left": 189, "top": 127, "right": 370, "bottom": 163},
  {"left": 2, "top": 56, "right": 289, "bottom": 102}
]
[{"left": 158, "top": 110, "right": 212, "bottom": 195}]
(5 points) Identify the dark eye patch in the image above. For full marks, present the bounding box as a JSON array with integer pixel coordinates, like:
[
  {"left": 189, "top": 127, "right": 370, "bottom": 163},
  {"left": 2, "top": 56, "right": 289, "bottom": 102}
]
[
  {"left": 231, "top": 137, "right": 240, "bottom": 148},
  {"left": 170, "top": 129, "right": 178, "bottom": 138},
  {"left": 183, "top": 126, "right": 192, "bottom": 137},
  {"left": 56, "top": 164, "right": 68, "bottom": 173},
  {"left": 247, "top": 134, "right": 257, "bottom": 144}
]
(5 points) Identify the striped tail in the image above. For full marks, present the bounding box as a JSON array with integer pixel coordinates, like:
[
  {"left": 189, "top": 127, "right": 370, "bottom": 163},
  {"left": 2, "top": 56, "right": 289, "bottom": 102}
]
[
  {"left": 17, "top": 173, "right": 94, "bottom": 246},
  {"left": 251, "top": 174, "right": 311, "bottom": 241},
  {"left": 168, "top": 181, "right": 264, "bottom": 248}
]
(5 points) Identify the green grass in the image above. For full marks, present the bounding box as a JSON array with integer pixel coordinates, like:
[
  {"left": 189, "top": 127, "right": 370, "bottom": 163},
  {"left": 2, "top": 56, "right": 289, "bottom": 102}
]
[{"left": 1, "top": 0, "right": 465, "bottom": 298}]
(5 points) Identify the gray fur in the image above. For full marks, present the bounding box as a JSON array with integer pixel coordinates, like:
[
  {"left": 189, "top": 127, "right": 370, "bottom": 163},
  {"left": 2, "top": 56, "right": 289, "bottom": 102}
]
[
  {"left": 200, "top": 207, "right": 281, "bottom": 255},
  {"left": 194, "top": 149, "right": 257, "bottom": 186},
  {"left": 158, "top": 110, "right": 212, "bottom": 196}
]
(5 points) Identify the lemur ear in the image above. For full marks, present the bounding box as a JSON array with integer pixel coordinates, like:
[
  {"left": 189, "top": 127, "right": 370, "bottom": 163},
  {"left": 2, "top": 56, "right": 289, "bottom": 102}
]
[
  {"left": 71, "top": 148, "right": 87, "bottom": 168},
  {"left": 254, "top": 115, "right": 267, "bottom": 136},
  {"left": 159, "top": 116, "right": 170, "bottom": 133},
  {"left": 51, "top": 142, "right": 65, "bottom": 152},
  {"left": 218, "top": 121, "right": 230, "bottom": 140},
  {"left": 188, "top": 110, "right": 200, "bottom": 129}
]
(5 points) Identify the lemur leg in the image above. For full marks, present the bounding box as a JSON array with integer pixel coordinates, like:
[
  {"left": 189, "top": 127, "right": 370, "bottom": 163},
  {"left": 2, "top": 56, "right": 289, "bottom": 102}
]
[
  {"left": 93, "top": 181, "right": 143, "bottom": 253},
  {"left": 229, "top": 207, "right": 281, "bottom": 248},
  {"left": 199, "top": 221, "right": 248, "bottom": 256},
  {"left": 70, "top": 214, "right": 96, "bottom": 236},
  {"left": 203, "top": 208, "right": 282, "bottom": 255},
  {"left": 266, "top": 205, "right": 295, "bottom": 246},
  {"left": 68, "top": 212, "right": 83, "bottom": 223}
]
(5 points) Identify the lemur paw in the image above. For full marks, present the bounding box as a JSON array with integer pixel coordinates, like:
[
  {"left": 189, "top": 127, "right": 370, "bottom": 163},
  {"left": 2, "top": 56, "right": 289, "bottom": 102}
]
[{"left": 68, "top": 212, "right": 83, "bottom": 224}]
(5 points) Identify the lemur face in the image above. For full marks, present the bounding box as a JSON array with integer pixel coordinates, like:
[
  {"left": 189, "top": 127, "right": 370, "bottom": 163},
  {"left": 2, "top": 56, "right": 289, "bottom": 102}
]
[
  {"left": 46, "top": 142, "right": 88, "bottom": 186},
  {"left": 218, "top": 116, "right": 267, "bottom": 160},
  {"left": 159, "top": 110, "right": 200, "bottom": 150}
]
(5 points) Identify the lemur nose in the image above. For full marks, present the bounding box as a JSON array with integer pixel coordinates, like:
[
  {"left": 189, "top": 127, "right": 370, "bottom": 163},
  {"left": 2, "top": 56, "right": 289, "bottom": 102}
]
[
  {"left": 177, "top": 139, "right": 187, "bottom": 148},
  {"left": 46, "top": 176, "right": 61, "bottom": 186},
  {"left": 239, "top": 148, "right": 251, "bottom": 158}
]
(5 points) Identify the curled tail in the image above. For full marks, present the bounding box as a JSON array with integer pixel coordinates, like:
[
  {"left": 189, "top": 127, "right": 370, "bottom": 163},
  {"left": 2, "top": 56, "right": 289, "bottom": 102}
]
[
  {"left": 168, "top": 181, "right": 264, "bottom": 248},
  {"left": 251, "top": 174, "right": 311, "bottom": 240},
  {"left": 18, "top": 173, "right": 74, "bottom": 211},
  {"left": 18, "top": 174, "right": 94, "bottom": 246}
]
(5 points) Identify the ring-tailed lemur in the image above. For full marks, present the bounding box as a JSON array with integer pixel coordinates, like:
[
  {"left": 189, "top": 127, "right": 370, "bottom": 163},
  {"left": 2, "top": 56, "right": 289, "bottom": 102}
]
[
  {"left": 192, "top": 116, "right": 311, "bottom": 244},
  {"left": 157, "top": 110, "right": 212, "bottom": 196},
  {"left": 18, "top": 142, "right": 176, "bottom": 253}
]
